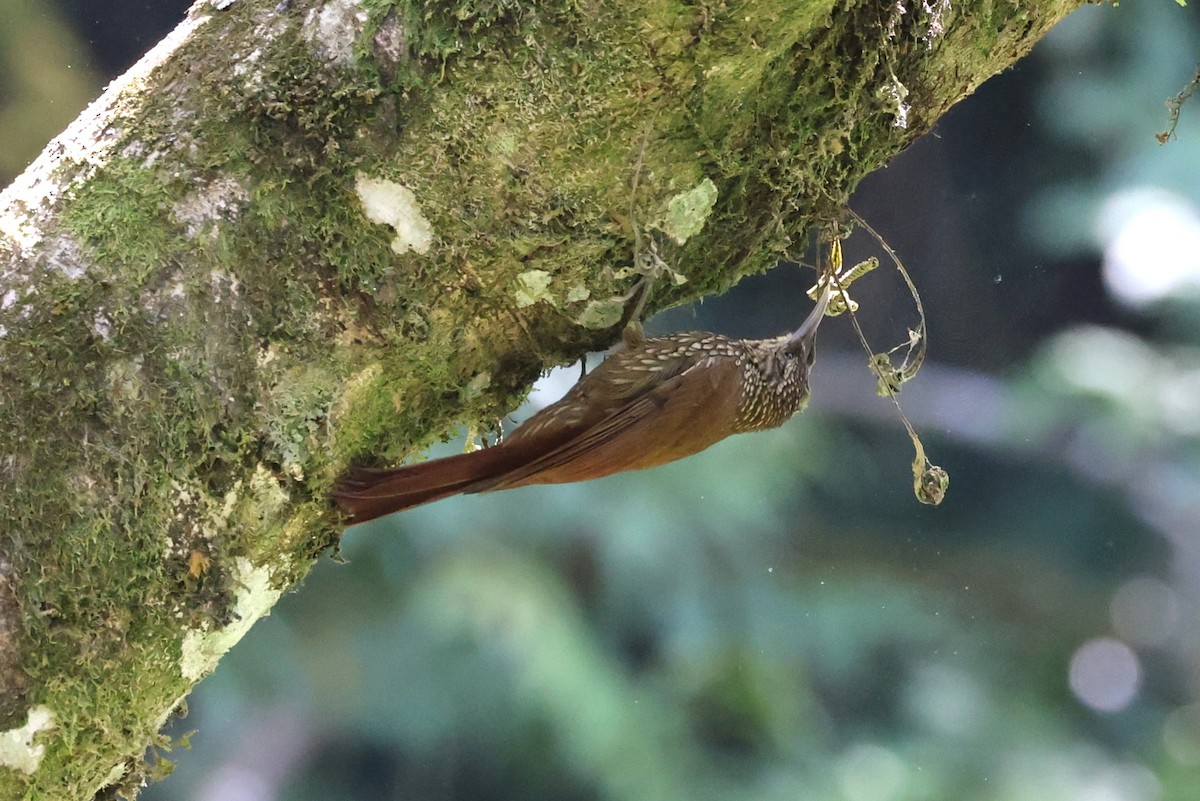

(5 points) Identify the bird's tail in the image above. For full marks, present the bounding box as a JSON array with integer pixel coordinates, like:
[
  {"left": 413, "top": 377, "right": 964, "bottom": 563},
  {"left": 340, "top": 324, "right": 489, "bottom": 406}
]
[{"left": 331, "top": 443, "right": 526, "bottom": 525}]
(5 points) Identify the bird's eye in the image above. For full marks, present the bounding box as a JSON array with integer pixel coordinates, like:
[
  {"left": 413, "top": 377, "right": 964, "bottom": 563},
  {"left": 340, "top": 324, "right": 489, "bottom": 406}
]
[{"left": 784, "top": 351, "right": 797, "bottom": 361}]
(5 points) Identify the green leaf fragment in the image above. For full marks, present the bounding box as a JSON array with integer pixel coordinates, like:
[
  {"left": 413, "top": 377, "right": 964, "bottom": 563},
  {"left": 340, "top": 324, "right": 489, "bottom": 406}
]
[
  {"left": 576, "top": 298, "right": 626, "bottom": 330},
  {"left": 514, "top": 269, "right": 555, "bottom": 308},
  {"left": 659, "top": 178, "right": 718, "bottom": 244}
]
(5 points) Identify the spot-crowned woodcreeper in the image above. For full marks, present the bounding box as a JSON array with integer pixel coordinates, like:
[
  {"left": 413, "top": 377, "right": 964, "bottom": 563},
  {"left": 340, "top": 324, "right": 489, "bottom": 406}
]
[{"left": 333, "top": 282, "right": 833, "bottom": 524}]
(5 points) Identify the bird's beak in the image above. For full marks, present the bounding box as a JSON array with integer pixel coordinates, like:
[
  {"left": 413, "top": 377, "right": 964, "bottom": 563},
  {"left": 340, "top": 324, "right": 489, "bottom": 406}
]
[{"left": 786, "top": 280, "right": 832, "bottom": 352}]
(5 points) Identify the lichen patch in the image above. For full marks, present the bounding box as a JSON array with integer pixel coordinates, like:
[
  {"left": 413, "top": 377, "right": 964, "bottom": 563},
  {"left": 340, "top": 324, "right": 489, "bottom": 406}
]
[
  {"left": 91, "top": 312, "right": 112, "bottom": 342},
  {"left": 659, "top": 178, "right": 718, "bottom": 245},
  {"left": 179, "top": 557, "right": 282, "bottom": 681},
  {"left": 880, "top": 74, "right": 910, "bottom": 129},
  {"left": 173, "top": 177, "right": 249, "bottom": 239},
  {"left": 303, "top": 0, "right": 368, "bottom": 65},
  {"left": 354, "top": 174, "right": 433, "bottom": 255},
  {"left": 514, "top": 270, "right": 554, "bottom": 308},
  {"left": 0, "top": 705, "right": 55, "bottom": 775},
  {"left": 250, "top": 462, "right": 291, "bottom": 513},
  {"left": 0, "top": 213, "right": 42, "bottom": 255},
  {"left": 42, "top": 232, "right": 88, "bottom": 280}
]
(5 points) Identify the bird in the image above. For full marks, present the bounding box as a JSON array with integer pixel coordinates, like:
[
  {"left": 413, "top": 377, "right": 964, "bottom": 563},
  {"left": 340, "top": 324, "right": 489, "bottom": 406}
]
[{"left": 333, "top": 282, "right": 832, "bottom": 524}]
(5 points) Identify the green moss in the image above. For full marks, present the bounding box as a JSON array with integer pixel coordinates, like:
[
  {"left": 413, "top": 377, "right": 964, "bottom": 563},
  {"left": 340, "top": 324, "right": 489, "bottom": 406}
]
[
  {"left": 60, "top": 159, "right": 182, "bottom": 281},
  {"left": 7, "top": 58, "right": 378, "bottom": 797}
]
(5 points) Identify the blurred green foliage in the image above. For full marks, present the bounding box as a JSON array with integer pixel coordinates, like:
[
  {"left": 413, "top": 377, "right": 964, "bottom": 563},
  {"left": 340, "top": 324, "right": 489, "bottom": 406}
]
[{"left": 0, "top": 0, "right": 99, "bottom": 183}]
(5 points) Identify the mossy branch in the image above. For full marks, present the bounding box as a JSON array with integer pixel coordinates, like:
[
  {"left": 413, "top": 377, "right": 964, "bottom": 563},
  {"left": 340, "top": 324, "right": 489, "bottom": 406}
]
[{"left": 0, "top": 0, "right": 1083, "bottom": 797}]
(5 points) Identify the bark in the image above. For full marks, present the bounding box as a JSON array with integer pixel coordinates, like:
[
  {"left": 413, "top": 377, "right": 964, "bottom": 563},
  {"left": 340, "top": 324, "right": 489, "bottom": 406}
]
[{"left": 0, "top": 0, "right": 1084, "bottom": 797}]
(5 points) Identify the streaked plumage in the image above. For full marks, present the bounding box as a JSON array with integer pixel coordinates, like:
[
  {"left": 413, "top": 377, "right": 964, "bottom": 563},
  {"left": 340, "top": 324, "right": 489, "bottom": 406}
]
[{"left": 333, "top": 285, "right": 831, "bottom": 524}]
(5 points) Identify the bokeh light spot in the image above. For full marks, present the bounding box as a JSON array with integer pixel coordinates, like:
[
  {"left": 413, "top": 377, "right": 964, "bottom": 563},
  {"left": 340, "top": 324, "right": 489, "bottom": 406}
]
[
  {"left": 1097, "top": 187, "right": 1200, "bottom": 307},
  {"left": 1069, "top": 638, "right": 1142, "bottom": 713}
]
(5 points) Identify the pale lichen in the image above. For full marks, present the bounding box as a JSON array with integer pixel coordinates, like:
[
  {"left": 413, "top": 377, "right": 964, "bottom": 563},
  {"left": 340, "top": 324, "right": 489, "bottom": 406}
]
[
  {"left": 354, "top": 173, "right": 434, "bottom": 255},
  {"left": 658, "top": 178, "right": 718, "bottom": 245},
  {"left": 514, "top": 269, "right": 555, "bottom": 308},
  {"left": 921, "top": 0, "right": 952, "bottom": 44},
  {"left": 250, "top": 462, "right": 292, "bottom": 511},
  {"left": 180, "top": 557, "right": 282, "bottom": 681},
  {"left": 302, "top": 0, "right": 368, "bottom": 65},
  {"left": 880, "top": 73, "right": 911, "bottom": 129},
  {"left": 91, "top": 311, "right": 112, "bottom": 342},
  {"left": 173, "top": 176, "right": 250, "bottom": 239},
  {"left": 576, "top": 297, "right": 626, "bottom": 330},
  {"left": 462, "top": 372, "right": 492, "bottom": 402},
  {"left": 0, "top": 705, "right": 55, "bottom": 775}
]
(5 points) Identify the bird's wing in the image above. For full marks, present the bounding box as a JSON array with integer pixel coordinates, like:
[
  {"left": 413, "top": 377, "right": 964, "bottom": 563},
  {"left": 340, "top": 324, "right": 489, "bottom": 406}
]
[
  {"left": 471, "top": 355, "right": 740, "bottom": 491},
  {"left": 504, "top": 334, "right": 717, "bottom": 446}
]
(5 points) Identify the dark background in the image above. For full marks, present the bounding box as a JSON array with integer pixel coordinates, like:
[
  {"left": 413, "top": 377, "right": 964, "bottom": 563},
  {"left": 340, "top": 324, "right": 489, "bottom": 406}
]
[{"left": 5, "top": 2, "right": 1200, "bottom": 799}]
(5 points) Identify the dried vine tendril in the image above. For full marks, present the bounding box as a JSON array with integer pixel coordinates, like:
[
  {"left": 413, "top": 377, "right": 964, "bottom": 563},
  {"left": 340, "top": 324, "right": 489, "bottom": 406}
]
[
  {"left": 810, "top": 215, "right": 949, "bottom": 506},
  {"left": 1157, "top": 63, "right": 1200, "bottom": 145}
]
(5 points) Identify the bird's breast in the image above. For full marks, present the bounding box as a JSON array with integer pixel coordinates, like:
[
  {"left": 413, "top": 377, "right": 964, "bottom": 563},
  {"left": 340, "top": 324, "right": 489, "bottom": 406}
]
[{"left": 734, "top": 366, "right": 808, "bottom": 432}]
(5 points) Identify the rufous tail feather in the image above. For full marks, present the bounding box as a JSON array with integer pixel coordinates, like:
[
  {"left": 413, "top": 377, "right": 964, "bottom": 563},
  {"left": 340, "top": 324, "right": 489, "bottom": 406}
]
[{"left": 332, "top": 442, "right": 531, "bottom": 524}]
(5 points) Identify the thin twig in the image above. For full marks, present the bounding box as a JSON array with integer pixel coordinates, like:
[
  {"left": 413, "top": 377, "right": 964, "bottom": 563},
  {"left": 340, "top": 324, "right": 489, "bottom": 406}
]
[{"left": 624, "top": 121, "right": 657, "bottom": 334}]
